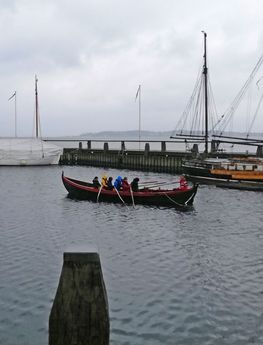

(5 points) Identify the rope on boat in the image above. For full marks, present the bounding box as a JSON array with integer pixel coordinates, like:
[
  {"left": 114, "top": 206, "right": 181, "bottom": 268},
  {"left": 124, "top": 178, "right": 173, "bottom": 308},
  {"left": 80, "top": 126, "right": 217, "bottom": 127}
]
[
  {"left": 163, "top": 192, "right": 187, "bottom": 207},
  {"left": 184, "top": 193, "right": 195, "bottom": 205}
]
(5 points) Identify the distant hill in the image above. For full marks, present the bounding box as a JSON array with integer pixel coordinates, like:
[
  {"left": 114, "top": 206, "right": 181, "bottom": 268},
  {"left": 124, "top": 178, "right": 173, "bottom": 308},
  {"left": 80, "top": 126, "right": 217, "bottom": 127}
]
[
  {"left": 79, "top": 130, "right": 172, "bottom": 140},
  {"left": 47, "top": 130, "right": 263, "bottom": 141}
]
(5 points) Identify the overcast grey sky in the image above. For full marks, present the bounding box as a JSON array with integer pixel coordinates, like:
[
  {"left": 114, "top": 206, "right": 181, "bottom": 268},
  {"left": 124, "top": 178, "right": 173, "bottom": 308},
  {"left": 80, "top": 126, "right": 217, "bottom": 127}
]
[{"left": 0, "top": 0, "right": 263, "bottom": 137}]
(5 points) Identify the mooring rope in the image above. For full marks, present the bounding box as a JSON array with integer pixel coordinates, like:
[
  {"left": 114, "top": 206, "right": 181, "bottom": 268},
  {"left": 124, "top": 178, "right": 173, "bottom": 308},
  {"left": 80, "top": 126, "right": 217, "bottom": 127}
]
[{"left": 163, "top": 192, "right": 186, "bottom": 207}]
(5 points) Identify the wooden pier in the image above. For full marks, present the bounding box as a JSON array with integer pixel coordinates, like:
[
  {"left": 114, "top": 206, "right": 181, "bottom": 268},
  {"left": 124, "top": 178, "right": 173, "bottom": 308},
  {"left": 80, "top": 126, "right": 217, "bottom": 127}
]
[
  {"left": 59, "top": 140, "right": 193, "bottom": 174},
  {"left": 52, "top": 138, "right": 263, "bottom": 173}
]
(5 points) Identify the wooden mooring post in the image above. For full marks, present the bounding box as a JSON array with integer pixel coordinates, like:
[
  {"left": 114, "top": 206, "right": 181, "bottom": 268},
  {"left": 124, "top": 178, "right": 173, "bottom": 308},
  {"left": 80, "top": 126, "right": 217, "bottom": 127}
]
[{"left": 49, "top": 252, "right": 109, "bottom": 345}]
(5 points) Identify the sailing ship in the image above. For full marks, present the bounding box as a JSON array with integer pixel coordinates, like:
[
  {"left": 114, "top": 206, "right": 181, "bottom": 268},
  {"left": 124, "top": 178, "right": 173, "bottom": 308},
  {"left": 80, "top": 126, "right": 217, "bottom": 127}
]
[
  {"left": 171, "top": 32, "right": 263, "bottom": 190},
  {"left": 0, "top": 76, "right": 62, "bottom": 166}
]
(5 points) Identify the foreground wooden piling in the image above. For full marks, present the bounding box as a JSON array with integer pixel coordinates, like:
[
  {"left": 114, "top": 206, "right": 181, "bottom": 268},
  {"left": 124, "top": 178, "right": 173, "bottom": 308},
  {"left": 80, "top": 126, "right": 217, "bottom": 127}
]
[{"left": 49, "top": 252, "right": 109, "bottom": 345}]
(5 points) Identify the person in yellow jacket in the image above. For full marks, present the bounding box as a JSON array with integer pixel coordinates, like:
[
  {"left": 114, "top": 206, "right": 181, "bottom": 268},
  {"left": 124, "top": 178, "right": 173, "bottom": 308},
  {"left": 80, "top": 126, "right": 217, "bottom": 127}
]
[{"left": 101, "top": 175, "right": 108, "bottom": 188}]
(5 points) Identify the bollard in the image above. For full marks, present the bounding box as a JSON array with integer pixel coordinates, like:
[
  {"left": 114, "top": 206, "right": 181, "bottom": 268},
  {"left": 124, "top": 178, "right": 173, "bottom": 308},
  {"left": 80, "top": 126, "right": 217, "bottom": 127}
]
[
  {"left": 121, "top": 141, "right": 125, "bottom": 151},
  {"left": 256, "top": 145, "right": 263, "bottom": 157},
  {"left": 49, "top": 252, "right": 109, "bottom": 345},
  {"left": 103, "top": 142, "right": 109, "bottom": 152},
  {"left": 191, "top": 143, "right": 199, "bottom": 154},
  {"left": 144, "top": 143, "right": 150, "bottom": 156},
  {"left": 161, "top": 141, "right": 166, "bottom": 152}
]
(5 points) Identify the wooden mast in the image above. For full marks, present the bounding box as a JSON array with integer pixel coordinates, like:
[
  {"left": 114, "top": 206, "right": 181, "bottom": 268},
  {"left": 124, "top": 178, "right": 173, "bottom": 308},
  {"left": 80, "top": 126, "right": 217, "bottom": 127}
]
[
  {"left": 138, "top": 84, "right": 141, "bottom": 150},
  {"left": 35, "top": 75, "right": 39, "bottom": 138},
  {"left": 202, "top": 31, "right": 208, "bottom": 155},
  {"left": 14, "top": 91, "right": 17, "bottom": 137},
  {"left": 135, "top": 84, "right": 141, "bottom": 150}
]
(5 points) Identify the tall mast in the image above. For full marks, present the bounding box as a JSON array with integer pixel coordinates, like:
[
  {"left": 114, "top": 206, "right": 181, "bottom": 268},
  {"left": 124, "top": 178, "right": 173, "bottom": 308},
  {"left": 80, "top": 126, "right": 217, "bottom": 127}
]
[
  {"left": 139, "top": 84, "right": 141, "bottom": 150},
  {"left": 14, "top": 92, "right": 17, "bottom": 137},
  {"left": 135, "top": 84, "right": 141, "bottom": 150},
  {"left": 35, "top": 75, "right": 39, "bottom": 138},
  {"left": 8, "top": 91, "right": 17, "bottom": 137},
  {"left": 202, "top": 31, "right": 208, "bottom": 155}
]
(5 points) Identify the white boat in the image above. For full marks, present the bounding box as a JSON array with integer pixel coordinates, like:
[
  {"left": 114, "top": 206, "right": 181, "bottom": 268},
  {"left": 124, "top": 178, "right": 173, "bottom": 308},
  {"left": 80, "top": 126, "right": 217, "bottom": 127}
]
[
  {"left": 1, "top": 76, "right": 62, "bottom": 166},
  {"left": 0, "top": 138, "right": 62, "bottom": 165}
]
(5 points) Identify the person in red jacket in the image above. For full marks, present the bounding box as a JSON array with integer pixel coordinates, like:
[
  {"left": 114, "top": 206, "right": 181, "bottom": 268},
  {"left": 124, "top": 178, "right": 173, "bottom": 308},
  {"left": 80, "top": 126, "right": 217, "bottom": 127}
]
[
  {"left": 179, "top": 176, "right": 188, "bottom": 190},
  {"left": 122, "top": 177, "right": 130, "bottom": 191}
]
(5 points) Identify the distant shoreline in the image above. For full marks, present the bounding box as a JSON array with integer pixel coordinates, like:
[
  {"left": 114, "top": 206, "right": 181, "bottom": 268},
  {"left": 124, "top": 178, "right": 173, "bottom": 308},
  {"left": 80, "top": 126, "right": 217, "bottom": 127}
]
[{"left": 44, "top": 130, "right": 263, "bottom": 140}]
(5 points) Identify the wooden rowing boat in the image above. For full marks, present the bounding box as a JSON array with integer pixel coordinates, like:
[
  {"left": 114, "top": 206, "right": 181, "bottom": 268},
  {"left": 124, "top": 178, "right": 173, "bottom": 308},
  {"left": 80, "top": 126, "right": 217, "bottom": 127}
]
[{"left": 62, "top": 172, "right": 198, "bottom": 207}]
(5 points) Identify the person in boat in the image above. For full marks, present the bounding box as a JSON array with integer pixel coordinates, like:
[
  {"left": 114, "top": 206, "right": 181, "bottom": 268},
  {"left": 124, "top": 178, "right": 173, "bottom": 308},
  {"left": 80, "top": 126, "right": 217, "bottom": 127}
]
[
  {"left": 122, "top": 177, "right": 130, "bottom": 191},
  {"left": 131, "top": 177, "right": 140, "bottom": 192},
  {"left": 107, "top": 176, "right": 114, "bottom": 190},
  {"left": 92, "top": 176, "right": 101, "bottom": 188},
  {"left": 101, "top": 175, "right": 108, "bottom": 188},
  {"left": 179, "top": 175, "right": 188, "bottom": 190},
  {"left": 114, "top": 176, "right": 122, "bottom": 190}
]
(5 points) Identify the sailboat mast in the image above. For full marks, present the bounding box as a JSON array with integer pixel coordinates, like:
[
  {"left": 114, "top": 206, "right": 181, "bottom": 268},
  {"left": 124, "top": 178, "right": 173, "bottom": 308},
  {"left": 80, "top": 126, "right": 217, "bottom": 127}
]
[
  {"left": 14, "top": 92, "right": 17, "bottom": 137},
  {"left": 35, "top": 75, "right": 39, "bottom": 138},
  {"left": 139, "top": 84, "right": 141, "bottom": 150},
  {"left": 202, "top": 31, "right": 208, "bottom": 154},
  {"left": 135, "top": 84, "right": 141, "bottom": 150}
]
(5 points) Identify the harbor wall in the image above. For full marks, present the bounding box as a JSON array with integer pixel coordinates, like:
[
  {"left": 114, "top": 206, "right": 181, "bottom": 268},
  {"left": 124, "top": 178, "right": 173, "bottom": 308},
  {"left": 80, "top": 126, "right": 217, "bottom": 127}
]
[
  {"left": 59, "top": 143, "right": 192, "bottom": 174},
  {"left": 58, "top": 140, "right": 263, "bottom": 173}
]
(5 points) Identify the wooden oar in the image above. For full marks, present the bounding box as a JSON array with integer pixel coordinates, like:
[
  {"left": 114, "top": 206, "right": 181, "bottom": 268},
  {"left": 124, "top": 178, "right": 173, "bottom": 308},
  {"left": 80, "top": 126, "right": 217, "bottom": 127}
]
[
  {"left": 130, "top": 186, "right": 135, "bottom": 208},
  {"left": 143, "top": 181, "right": 180, "bottom": 189},
  {"left": 140, "top": 180, "right": 159, "bottom": 184},
  {"left": 114, "top": 187, "right": 126, "bottom": 206},
  {"left": 142, "top": 181, "right": 168, "bottom": 188},
  {"left": 96, "top": 185, "right": 103, "bottom": 202},
  {"left": 143, "top": 181, "right": 165, "bottom": 186}
]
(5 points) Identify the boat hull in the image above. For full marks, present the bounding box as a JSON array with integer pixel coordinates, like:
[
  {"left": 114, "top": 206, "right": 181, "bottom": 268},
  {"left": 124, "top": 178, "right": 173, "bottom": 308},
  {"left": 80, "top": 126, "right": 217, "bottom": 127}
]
[
  {"left": 62, "top": 173, "right": 198, "bottom": 207},
  {"left": 0, "top": 138, "right": 62, "bottom": 166},
  {"left": 186, "top": 174, "right": 263, "bottom": 191},
  {"left": 182, "top": 157, "right": 263, "bottom": 190}
]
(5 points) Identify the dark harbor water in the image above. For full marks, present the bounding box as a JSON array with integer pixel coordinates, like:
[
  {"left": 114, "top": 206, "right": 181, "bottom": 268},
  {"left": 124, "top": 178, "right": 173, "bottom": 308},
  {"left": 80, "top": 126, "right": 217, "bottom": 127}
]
[{"left": 0, "top": 165, "right": 263, "bottom": 345}]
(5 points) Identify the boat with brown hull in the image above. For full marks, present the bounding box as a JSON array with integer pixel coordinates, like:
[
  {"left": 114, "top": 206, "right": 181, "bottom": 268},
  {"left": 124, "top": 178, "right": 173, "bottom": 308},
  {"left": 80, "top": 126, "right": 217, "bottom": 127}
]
[
  {"left": 186, "top": 174, "right": 263, "bottom": 191},
  {"left": 183, "top": 156, "right": 263, "bottom": 183},
  {"left": 62, "top": 172, "right": 198, "bottom": 207}
]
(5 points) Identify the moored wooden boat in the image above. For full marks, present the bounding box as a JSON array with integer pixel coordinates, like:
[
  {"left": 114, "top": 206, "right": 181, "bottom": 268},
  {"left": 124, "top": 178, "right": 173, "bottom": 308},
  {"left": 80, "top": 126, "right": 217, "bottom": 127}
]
[
  {"left": 62, "top": 172, "right": 198, "bottom": 207},
  {"left": 183, "top": 156, "right": 263, "bottom": 190},
  {"left": 186, "top": 174, "right": 263, "bottom": 191}
]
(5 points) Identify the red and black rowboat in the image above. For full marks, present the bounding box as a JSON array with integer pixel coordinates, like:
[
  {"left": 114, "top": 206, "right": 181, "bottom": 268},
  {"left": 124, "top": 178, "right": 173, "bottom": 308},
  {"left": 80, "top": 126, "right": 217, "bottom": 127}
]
[{"left": 62, "top": 172, "right": 198, "bottom": 207}]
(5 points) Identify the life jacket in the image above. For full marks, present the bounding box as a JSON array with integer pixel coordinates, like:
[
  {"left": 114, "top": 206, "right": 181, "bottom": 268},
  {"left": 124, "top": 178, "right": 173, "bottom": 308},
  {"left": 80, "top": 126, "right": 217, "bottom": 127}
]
[
  {"left": 122, "top": 179, "right": 130, "bottom": 191},
  {"left": 179, "top": 176, "right": 188, "bottom": 190},
  {"left": 101, "top": 175, "right": 108, "bottom": 188},
  {"left": 114, "top": 176, "right": 122, "bottom": 190}
]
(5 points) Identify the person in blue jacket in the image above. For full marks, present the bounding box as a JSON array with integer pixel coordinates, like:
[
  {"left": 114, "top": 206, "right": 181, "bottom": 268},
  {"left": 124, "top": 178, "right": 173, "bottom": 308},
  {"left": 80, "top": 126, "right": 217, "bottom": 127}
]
[{"left": 114, "top": 176, "right": 122, "bottom": 190}]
